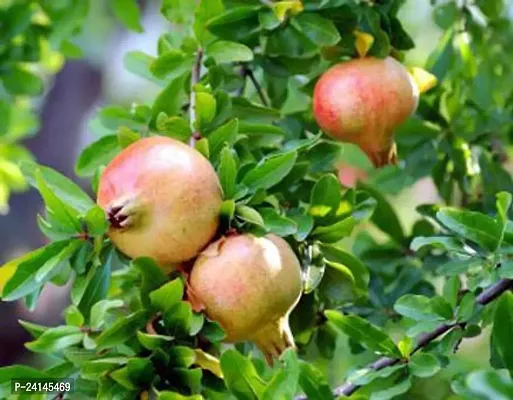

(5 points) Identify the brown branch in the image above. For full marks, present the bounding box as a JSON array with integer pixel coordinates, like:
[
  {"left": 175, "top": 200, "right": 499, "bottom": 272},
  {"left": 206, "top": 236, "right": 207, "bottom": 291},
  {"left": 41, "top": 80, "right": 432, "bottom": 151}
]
[
  {"left": 189, "top": 49, "right": 203, "bottom": 147},
  {"left": 296, "top": 278, "right": 513, "bottom": 400},
  {"left": 146, "top": 313, "right": 161, "bottom": 335}
]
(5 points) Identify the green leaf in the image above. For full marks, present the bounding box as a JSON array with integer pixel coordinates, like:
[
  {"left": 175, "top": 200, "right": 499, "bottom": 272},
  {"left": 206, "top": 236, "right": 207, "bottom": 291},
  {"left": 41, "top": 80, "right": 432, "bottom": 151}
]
[
  {"left": 437, "top": 208, "right": 502, "bottom": 252},
  {"left": 195, "top": 0, "right": 225, "bottom": 44},
  {"left": 196, "top": 92, "right": 217, "bottom": 129},
  {"left": 298, "top": 361, "right": 334, "bottom": 400},
  {"left": 208, "top": 119, "right": 239, "bottom": 163},
  {"left": 207, "top": 40, "right": 254, "bottom": 64},
  {"left": 124, "top": 51, "right": 166, "bottom": 85},
  {"left": 108, "top": 0, "right": 143, "bottom": 32},
  {"left": 456, "top": 292, "right": 476, "bottom": 322},
  {"left": 76, "top": 251, "right": 113, "bottom": 319},
  {"left": 75, "top": 135, "right": 120, "bottom": 177},
  {"left": 18, "top": 320, "right": 48, "bottom": 339},
  {"left": 320, "top": 244, "right": 369, "bottom": 299},
  {"left": 236, "top": 205, "right": 265, "bottom": 227},
  {"left": 260, "top": 208, "right": 298, "bottom": 236},
  {"left": 150, "top": 278, "right": 185, "bottom": 313},
  {"left": 410, "top": 236, "right": 464, "bottom": 253},
  {"left": 2, "top": 66, "right": 43, "bottom": 96},
  {"left": 137, "top": 331, "right": 173, "bottom": 350},
  {"left": 163, "top": 301, "right": 196, "bottom": 337},
  {"left": 90, "top": 300, "right": 124, "bottom": 330},
  {"left": 96, "top": 310, "right": 150, "bottom": 349},
  {"left": 357, "top": 182, "right": 405, "bottom": 244},
  {"left": 262, "top": 349, "right": 299, "bottom": 400},
  {"left": 309, "top": 174, "right": 341, "bottom": 218},
  {"left": 36, "top": 169, "right": 81, "bottom": 231},
  {"left": 295, "top": 13, "right": 341, "bottom": 47},
  {"left": 21, "top": 163, "right": 94, "bottom": 214},
  {"left": 218, "top": 147, "right": 238, "bottom": 199},
  {"left": 370, "top": 376, "right": 412, "bottom": 400},
  {"left": 151, "top": 50, "right": 195, "bottom": 79},
  {"left": 64, "top": 304, "right": 85, "bottom": 327},
  {"left": 312, "top": 216, "right": 356, "bottom": 243},
  {"left": 152, "top": 74, "right": 188, "bottom": 123},
  {"left": 220, "top": 350, "right": 266, "bottom": 400},
  {"left": 25, "top": 326, "right": 84, "bottom": 353},
  {"left": 409, "top": 353, "right": 441, "bottom": 378},
  {"left": 133, "top": 257, "right": 168, "bottom": 308},
  {"left": 84, "top": 205, "right": 109, "bottom": 237},
  {"left": 117, "top": 127, "right": 140, "bottom": 149},
  {"left": 496, "top": 191, "right": 512, "bottom": 249},
  {"left": 242, "top": 151, "right": 297, "bottom": 191},
  {"left": 2, "top": 241, "right": 70, "bottom": 301},
  {"left": 325, "top": 311, "right": 401, "bottom": 358},
  {"left": 394, "top": 295, "right": 444, "bottom": 322},
  {"left": 491, "top": 292, "right": 513, "bottom": 376},
  {"left": 168, "top": 346, "right": 196, "bottom": 368}
]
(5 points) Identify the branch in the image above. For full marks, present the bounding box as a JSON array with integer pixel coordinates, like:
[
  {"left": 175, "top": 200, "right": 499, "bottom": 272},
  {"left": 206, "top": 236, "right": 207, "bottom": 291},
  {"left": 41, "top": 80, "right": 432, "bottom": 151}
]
[
  {"left": 189, "top": 49, "right": 204, "bottom": 147},
  {"left": 296, "top": 278, "right": 513, "bottom": 400},
  {"left": 243, "top": 65, "right": 270, "bottom": 107}
]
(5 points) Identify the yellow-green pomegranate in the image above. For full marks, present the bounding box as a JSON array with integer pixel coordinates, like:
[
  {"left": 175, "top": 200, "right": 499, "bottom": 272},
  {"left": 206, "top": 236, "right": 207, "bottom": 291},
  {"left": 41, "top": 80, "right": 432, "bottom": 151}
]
[
  {"left": 97, "top": 136, "right": 222, "bottom": 270},
  {"left": 190, "top": 233, "right": 303, "bottom": 363}
]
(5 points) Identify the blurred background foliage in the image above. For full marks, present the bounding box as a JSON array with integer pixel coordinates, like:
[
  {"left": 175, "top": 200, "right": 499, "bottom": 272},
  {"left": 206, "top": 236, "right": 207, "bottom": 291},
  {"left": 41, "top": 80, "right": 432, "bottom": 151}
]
[{"left": 1, "top": 0, "right": 513, "bottom": 399}]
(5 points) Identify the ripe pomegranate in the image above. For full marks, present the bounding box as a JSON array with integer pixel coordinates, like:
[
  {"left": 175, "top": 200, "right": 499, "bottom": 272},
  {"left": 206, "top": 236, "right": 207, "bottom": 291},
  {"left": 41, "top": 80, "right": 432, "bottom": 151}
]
[
  {"left": 190, "top": 234, "right": 302, "bottom": 363},
  {"left": 97, "top": 136, "right": 223, "bottom": 270},
  {"left": 313, "top": 56, "right": 419, "bottom": 167}
]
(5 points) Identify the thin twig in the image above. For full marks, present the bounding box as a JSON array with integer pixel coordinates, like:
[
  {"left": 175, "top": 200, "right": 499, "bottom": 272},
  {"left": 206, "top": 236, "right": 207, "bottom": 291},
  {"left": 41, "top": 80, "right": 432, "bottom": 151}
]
[
  {"left": 189, "top": 49, "right": 204, "bottom": 147},
  {"left": 244, "top": 66, "right": 270, "bottom": 107},
  {"left": 296, "top": 278, "right": 513, "bottom": 399}
]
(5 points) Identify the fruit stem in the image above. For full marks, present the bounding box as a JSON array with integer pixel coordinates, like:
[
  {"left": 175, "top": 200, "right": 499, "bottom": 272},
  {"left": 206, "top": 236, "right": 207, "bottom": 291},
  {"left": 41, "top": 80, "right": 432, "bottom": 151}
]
[{"left": 189, "top": 48, "right": 204, "bottom": 147}]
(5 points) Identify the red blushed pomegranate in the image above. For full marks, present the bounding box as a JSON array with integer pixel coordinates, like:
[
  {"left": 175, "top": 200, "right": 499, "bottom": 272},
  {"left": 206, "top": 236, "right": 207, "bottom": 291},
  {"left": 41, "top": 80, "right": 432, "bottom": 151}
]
[
  {"left": 190, "top": 234, "right": 302, "bottom": 364},
  {"left": 313, "top": 56, "right": 419, "bottom": 167},
  {"left": 97, "top": 136, "right": 223, "bottom": 270}
]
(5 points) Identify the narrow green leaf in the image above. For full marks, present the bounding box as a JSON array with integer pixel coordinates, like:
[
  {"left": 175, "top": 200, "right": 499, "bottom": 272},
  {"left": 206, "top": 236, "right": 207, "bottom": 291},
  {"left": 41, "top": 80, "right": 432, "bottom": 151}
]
[
  {"left": 220, "top": 350, "right": 266, "bottom": 400},
  {"left": 150, "top": 278, "right": 185, "bottom": 313},
  {"left": 218, "top": 147, "right": 238, "bottom": 199},
  {"left": 325, "top": 311, "right": 401, "bottom": 357},
  {"left": 75, "top": 135, "right": 120, "bottom": 177},
  {"left": 242, "top": 151, "right": 297, "bottom": 191},
  {"left": 437, "top": 208, "right": 502, "bottom": 252},
  {"left": 491, "top": 292, "right": 513, "bottom": 377},
  {"left": 96, "top": 311, "right": 150, "bottom": 349}
]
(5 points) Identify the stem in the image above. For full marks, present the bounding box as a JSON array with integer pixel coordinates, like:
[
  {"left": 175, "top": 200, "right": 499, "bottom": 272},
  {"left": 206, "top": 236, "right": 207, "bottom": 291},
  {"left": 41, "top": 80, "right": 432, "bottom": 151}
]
[
  {"left": 189, "top": 49, "right": 203, "bottom": 147},
  {"left": 244, "top": 66, "right": 270, "bottom": 107},
  {"left": 295, "top": 278, "right": 513, "bottom": 400}
]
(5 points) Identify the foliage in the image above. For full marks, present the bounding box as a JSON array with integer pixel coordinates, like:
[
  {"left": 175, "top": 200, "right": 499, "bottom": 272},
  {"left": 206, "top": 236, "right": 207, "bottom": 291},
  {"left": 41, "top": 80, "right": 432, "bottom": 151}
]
[{"left": 1, "top": 0, "right": 513, "bottom": 399}]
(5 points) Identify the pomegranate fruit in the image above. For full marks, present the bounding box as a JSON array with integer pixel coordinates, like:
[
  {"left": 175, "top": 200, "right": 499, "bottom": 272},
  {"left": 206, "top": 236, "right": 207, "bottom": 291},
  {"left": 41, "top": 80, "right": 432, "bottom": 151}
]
[
  {"left": 190, "top": 234, "right": 302, "bottom": 363},
  {"left": 313, "top": 56, "right": 419, "bottom": 167},
  {"left": 97, "top": 136, "right": 223, "bottom": 270}
]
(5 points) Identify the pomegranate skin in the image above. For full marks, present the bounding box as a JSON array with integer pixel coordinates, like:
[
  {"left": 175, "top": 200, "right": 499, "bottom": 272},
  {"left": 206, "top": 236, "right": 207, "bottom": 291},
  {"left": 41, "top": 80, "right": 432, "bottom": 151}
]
[
  {"left": 190, "top": 234, "right": 302, "bottom": 363},
  {"left": 313, "top": 57, "right": 419, "bottom": 167},
  {"left": 97, "top": 136, "right": 223, "bottom": 268}
]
